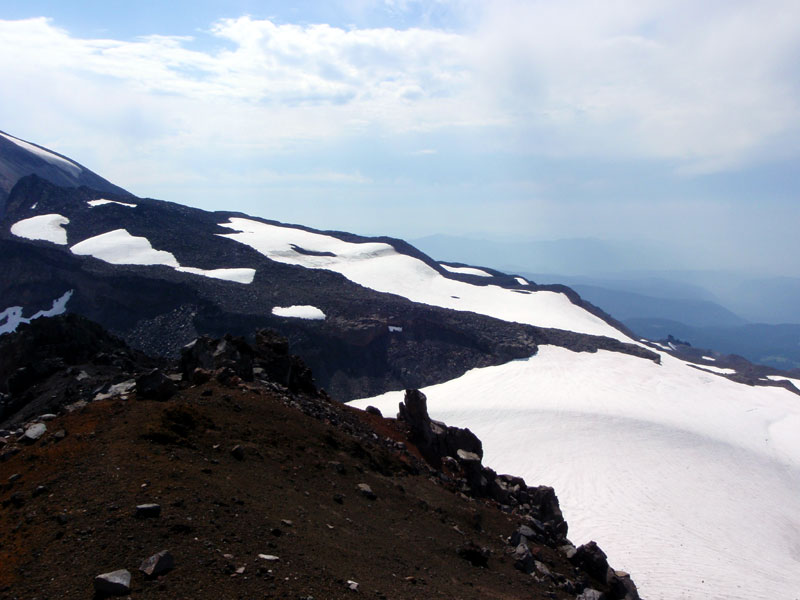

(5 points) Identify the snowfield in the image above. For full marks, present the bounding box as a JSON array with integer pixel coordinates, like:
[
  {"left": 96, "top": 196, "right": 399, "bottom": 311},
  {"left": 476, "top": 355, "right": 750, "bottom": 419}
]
[
  {"left": 10, "top": 214, "right": 70, "bottom": 245},
  {"left": 440, "top": 263, "right": 493, "bottom": 277},
  {"left": 271, "top": 305, "right": 326, "bottom": 320},
  {"left": 69, "top": 229, "right": 255, "bottom": 284},
  {"left": 350, "top": 347, "right": 800, "bottom": 600},
  {"left": 0, "top": 131, "right": 82, "bottom": 177},
  {"left": 218, "top": 218, "right": 628, "bottom": 341}
]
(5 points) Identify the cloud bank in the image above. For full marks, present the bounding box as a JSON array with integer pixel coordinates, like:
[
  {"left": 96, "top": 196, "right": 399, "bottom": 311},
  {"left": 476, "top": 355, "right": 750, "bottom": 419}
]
[{"left": 1, "top": 1, "right": 799, "bottom": 273}]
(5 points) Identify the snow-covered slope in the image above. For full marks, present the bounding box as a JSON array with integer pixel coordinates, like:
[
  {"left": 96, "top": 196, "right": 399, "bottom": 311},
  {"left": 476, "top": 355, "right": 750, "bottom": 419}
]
[
  {"left": 219, "top": 218, "right": 628, "bottom": 341},
  {"left": 350, "top": 348, "right": 800, "bottom": 600},
  {"left": 0, "top": 131, "right": 82, "bottom": 177}
]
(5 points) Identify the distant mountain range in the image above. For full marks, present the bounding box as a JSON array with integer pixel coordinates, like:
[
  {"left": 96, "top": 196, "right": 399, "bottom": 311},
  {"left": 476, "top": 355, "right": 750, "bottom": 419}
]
[
  {"left": 2, "top": 130, "right": 800, "bottom": 600},
  {"left": 412, "top": 235, "right": 800, "bottom": 369}
]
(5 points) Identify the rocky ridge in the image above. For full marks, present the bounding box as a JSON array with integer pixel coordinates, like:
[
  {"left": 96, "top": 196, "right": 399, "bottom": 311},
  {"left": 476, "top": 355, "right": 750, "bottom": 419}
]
[{"left": 1, "top": 315, "right": 638, "bottom": 599}]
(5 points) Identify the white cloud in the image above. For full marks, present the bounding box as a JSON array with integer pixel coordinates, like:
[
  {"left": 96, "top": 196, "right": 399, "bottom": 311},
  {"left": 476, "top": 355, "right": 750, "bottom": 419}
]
[{"left": 1, "top": 2, "right": 799, "bottom": 201}]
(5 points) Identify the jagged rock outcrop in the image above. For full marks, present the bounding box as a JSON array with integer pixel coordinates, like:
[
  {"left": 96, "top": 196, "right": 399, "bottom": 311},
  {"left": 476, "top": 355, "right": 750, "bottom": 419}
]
[
  {"left": 398, "top": 389, "right": 482, "bottom": 468},
  {"left": 396, "top": 387, "right": 639, "bottom": 600}
]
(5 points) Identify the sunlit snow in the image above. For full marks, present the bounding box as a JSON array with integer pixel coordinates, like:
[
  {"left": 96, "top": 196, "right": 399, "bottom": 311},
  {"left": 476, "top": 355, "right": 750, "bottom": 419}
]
[
  {"left": 218, "top": 218, "right": 628, "bottom": 341},
  {"left": 271, "top": 305, "right": 326, "bottom": 320},
  {"left": 440, "top": 263, "right": 492, "bottom": 277},
  {"left": 175, "top": 266, "right": 256, "bottom": 284},
  {"left": 87, "top": 199, "right": 137, "bottom": 208},
  {"left": 10, "top": 214, "right": 70, "bottom": 245},
  {"left": 691, "top": 364, "right": 736, "bottom": 375},
  {"left": 71, "top": 229, "right": 179, "bottom": 266},
  {"left": 0, "top": 290, "right": 74, "bottom": 335},
  {"left": 766, "top": 374, "right": 800, "bottom": 388},
  {"left": 515, "top": 276, "right": 528, "bottom": 285},
  {"left": 0, "top": 131, "right": 82, "bottom": 177},
  {"left": 350, "top": 348, "right": 800, "bottom": 600},
  {"left": 70, "top": 229, "right": 255, "bottom": 284}
]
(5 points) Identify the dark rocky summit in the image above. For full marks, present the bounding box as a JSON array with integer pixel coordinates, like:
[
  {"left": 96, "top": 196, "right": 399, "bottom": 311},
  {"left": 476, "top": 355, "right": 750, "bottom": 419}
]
[{"left": 0, "top": 316, "right": 639, "bottom": 599}]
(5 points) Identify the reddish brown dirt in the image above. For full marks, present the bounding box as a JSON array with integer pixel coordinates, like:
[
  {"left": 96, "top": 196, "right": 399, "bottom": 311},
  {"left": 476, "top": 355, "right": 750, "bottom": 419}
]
[{"left": 0, "top": 381, "right": 586, "bottom": 600}]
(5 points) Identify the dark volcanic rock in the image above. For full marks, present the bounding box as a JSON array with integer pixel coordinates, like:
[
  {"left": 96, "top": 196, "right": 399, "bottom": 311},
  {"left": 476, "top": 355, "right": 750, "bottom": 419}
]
[
  {"left": 135, "top": 503, "right": 162, "bottom": 518},
  {"left": 457, "top": 541, "right": 490, "bottom": 568},
  {"left": 140, "top": 549, "right": 174, "bottom": 577},
  {"left": 253, "top": 329, "right": 316, "bottom": 394},
  {"left": 181, "top": 335, "right": 254, "bottom": 382},
  {"left": 398, "top": 389, "right": 482, "bottom": 468},
  {"left": 136, "top": 368, "right": 176, "bottom": 401},
  {"left": 93, "top": 569, "right": 131, "bottom": 596},
  {"left": 571, "top": 541, "right": 610, "bottom": 582}
]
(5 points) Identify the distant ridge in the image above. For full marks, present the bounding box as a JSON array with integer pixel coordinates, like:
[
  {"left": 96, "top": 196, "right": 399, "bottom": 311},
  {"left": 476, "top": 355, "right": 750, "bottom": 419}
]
[{"left": 0, "top": 129, "right": 129, "bottom": 217}]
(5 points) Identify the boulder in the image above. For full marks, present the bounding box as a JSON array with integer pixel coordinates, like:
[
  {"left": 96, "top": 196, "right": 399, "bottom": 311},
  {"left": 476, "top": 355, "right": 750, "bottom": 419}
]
[
  {"left": 19, "top": 422, "right": 46, "bottom": 444},
  {"left": 93, "top": 569, "right": 131, "bottom": 595},
  {"left": 576, "top": 590, "right": 605, "bottom": 600},
  {"left": 136, "top": 369, "right": 176, "bottom": 401},
  {"left": 607, "top": 569, "right": 640, "bottom": 600},
  {"left": 356, "top": 483, "right": 377, "bottom": 500},
  {"left": 571, "top": 541, "right": 610, "bottom": 582},
  {"left": 135, "top": 503, "right": 162, "bottom": 518},
  {"left": 512, "top": 542, "right": 535, "bottom": 574},
  {"left": 140, "top": 550, "right": 174, "bottom": 577}
]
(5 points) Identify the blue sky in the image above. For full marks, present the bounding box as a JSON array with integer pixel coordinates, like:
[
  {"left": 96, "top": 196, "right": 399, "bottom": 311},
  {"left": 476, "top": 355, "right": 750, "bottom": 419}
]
[{"left": 1, "top": 0, "right": 799, "bottom": 275}]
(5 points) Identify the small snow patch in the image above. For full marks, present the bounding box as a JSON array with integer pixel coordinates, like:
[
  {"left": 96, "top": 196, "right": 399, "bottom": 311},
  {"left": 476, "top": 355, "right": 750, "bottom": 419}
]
[
  {"left": 515, "top": 276, "right": 528, "bottom": 285},
  {"left": 0, "top": 290, "right": 74, "bottom": 335},
  {"left": 11, "top": 214, "right": 70, "bottom": 245},
  {"left": 272, "top": 305, "right": 326, "bottom": 320},
  {"left": 87, "top": 199, "right": 137, "bottom": 208},
  {"left": 692, "top": 364, "right": 736, "bottom": 375},
  {"left": 440, "top": 264, "right": 492, "bottom": 277},
  {"left": 702, "top": 356, "right": 716, "bottom": 362},
  {"left": 175, "top": 267, "right": 256, "bottom": 284},
  {"left": 388, "top": 325, "right": 403, "bottom": 333},
  {"left": 767, "top": 375, "right": 800, "bottom": 388}
]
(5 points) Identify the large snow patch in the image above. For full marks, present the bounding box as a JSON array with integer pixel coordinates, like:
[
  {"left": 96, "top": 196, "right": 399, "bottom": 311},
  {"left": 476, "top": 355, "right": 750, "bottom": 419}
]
[
  {"left": 218, "top": 218, "right": 627, "bottom": 341},
  {"left": 70, "top": 229, "right": 255, "bottom": 284},
  {"left": 350, "top": 348, "right": 800, "bottom": 600},
  {"left": 11, "top": 214, "right": 70, "bottom": 245}
]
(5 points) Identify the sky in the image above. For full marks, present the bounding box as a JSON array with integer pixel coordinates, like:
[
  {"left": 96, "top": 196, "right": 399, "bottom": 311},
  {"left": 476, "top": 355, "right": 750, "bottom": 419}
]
[{"left": 1, "top": 0, "right": 799, "bottom": 276}]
